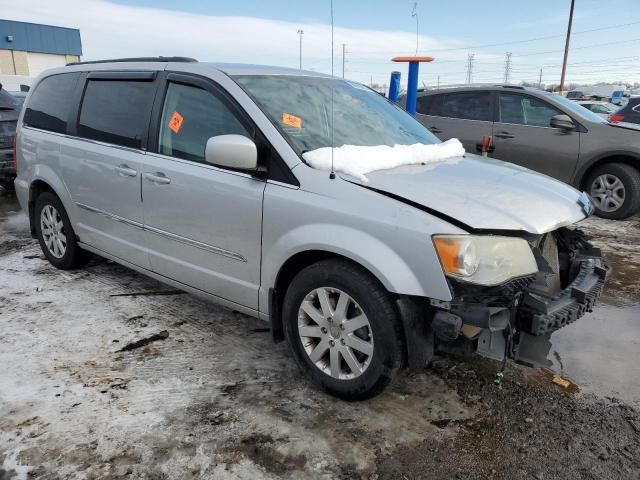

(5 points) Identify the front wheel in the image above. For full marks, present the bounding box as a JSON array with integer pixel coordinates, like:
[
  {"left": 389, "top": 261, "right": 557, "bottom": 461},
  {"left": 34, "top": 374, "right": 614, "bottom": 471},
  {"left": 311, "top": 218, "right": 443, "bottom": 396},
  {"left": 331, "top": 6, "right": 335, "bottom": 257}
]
[
  {"left": 587, "top": 163, "right": 640, "bottom": 220},
  {"left": 35, "top": 192, "right": 93, "bottom": 269},
  {"left": 282, "top": 259, "right": 404, "bottom": 400}
]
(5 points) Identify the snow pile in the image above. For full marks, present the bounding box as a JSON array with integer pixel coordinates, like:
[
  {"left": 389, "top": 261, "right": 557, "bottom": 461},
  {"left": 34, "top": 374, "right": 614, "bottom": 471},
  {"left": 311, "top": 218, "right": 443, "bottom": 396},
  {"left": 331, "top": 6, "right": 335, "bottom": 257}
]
[{"left": 302, "top": 138, "right": 465, "bottom": 182}]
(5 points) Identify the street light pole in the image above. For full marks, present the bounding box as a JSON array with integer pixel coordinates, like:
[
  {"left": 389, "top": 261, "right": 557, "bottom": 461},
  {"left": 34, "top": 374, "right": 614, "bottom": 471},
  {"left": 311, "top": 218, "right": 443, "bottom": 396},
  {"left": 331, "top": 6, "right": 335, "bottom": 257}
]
[
  {"left": 297, "top": 29, "right": 304, "bottom": 69},
  {"left": 559, "top": 0, "right": 575, "bottom": 95}
]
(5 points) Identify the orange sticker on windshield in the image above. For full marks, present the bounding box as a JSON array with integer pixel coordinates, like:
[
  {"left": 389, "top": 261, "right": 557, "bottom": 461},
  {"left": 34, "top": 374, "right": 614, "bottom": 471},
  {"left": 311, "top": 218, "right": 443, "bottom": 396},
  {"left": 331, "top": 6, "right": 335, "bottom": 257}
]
[
  {"left": 282, "top": 112, "right": 302, "bottom": 129},
  {"left": 168, "top": 111, "right": 184, "bottom": 134}
]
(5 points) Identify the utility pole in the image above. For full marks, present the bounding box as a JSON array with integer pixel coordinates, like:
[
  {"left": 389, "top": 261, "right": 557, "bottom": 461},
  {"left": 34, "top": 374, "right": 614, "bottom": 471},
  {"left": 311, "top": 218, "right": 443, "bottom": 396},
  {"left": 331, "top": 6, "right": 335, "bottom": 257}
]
[
  {"left": 297, "top": 29, "right": 304, "bottom": 69},
  {"left": 538, "top": 68, "right": 543, "bottom": 88},
  {"left": 437, "top": 75, "right": 440, "bottom": 89},
  {"left": 559, "top": 0, "right": 575, "bottom": 95},
  {"left": 342, "top": 43, "right": 346, "bottom": 78},
  {"left": 466, "top": 54, "right": 475, "bottom": 85},
  {"left": 503, "top": 52, "right": 512, "bottom": 84}
]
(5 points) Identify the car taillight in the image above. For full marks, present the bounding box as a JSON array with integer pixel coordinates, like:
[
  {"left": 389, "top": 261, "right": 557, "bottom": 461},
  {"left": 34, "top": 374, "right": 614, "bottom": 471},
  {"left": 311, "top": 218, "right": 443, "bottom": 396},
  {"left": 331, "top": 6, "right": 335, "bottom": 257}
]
[
  {"left": 610, "top": 114, "right": 624, "bottom": 122},
  {"left": 12, "top": 132, "right": 17, "bottom": 173}
]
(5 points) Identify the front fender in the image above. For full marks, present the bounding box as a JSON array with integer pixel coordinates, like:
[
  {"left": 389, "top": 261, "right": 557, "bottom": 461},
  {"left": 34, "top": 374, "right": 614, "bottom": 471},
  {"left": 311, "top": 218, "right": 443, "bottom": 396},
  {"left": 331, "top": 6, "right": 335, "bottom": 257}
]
[{"left": 263, "top": 222, "right": 432, "bottom": 297}]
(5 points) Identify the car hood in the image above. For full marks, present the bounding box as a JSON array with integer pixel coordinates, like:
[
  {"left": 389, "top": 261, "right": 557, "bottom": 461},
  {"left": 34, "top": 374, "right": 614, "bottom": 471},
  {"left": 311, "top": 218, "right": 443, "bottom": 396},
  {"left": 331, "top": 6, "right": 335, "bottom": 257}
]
[
  {"left": 343, "top": 154, "right": 588, "bottom": 234},
  {"left": 607, "top": 121, "right": 640, "bottom": 132}
]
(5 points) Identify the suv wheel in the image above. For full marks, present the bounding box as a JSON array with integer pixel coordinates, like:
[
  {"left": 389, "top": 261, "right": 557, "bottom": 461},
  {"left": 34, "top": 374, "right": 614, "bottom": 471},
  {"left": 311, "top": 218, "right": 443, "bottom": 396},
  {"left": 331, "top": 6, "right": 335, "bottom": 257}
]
[
  {"left": 282, "top": 259, "right": 403, "bottom": 400},
  {"left": 35, "top": 192, "right": 93, "bottom": 269},
  {"left": 587, "top": 163, "right": 640, "bottom": 220}
]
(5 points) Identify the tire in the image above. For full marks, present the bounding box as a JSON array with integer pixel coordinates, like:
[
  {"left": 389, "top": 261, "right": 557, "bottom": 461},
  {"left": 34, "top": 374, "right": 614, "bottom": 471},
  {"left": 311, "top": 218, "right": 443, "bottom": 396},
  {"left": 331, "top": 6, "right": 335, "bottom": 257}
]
[
  {"left": 587, "top": 163, "right": 640, "bottom": 220},
  {"left": 282, "top": 259, "right": 404, "bottom": 400},
  {"left": 34, "top": 191, "right": 93, "bottom": 269}
]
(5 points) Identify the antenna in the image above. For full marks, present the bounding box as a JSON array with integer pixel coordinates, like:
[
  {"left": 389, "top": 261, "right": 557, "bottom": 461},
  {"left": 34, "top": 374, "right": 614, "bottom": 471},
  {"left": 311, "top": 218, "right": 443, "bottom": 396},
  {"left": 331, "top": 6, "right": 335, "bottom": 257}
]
[
  {"left": 411, "top": 2, "right": 419, "bottom": 56},
  {"left": 329, "top": 0, "right": 336, "bottom": 179}
]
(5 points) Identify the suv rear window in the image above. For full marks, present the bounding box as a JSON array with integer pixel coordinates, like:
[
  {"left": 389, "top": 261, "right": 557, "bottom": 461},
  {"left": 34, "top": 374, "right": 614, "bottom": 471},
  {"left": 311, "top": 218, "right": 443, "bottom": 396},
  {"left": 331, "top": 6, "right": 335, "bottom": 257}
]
[
  {"left": 433, "top": 92, "right": 491, "bottom": 121},
  {"left": 23, "top": 73, "right": 80, "bottom": 133},
  {"left": 78, "top": 79, "right": 155, "bottom": 149}
]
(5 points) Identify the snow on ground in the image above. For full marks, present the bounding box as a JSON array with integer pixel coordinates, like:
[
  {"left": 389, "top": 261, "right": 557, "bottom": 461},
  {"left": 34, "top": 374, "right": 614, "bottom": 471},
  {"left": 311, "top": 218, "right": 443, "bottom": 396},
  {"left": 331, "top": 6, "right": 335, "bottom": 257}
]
[{"left": 302, "top": 139, "right": 465, "bottom": 182}]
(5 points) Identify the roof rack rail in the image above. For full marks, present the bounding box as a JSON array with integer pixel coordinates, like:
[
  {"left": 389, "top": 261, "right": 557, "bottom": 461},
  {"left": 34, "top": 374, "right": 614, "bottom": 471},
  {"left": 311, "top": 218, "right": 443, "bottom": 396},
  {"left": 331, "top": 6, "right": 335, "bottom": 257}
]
[
  {"left": 424, "top": 83, "right": 527, "bottom": 91},
  {"left": 67, "top": 56, "right": 198, "bottom": 66}
]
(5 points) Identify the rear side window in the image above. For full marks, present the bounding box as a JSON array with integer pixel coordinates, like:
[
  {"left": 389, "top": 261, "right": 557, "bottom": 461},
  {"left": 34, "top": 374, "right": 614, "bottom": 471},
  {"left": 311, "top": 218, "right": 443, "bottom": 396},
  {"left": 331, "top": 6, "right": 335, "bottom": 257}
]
[
  {"left": 436, "top": 92, "right": 491, "bottom": 121},
  {"left": 78, "top": 80, "right": 155, "bottom": 149},
  {"left": 23, "top": 73, "right": 80, "bottom": 133},
  {"left": 158, "top": 82, "right": 250, "bottom": 163}
]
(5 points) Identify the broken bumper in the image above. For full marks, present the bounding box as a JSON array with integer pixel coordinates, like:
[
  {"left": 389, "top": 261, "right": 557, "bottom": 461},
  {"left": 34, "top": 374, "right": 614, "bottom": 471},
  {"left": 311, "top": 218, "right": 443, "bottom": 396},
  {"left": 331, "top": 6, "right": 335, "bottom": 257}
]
[
  {"left": 521, "top": 256, "right": 609, "bottom": 336},
  {"left": 432, "top": 228, "right": 610, "bottom": 362}
]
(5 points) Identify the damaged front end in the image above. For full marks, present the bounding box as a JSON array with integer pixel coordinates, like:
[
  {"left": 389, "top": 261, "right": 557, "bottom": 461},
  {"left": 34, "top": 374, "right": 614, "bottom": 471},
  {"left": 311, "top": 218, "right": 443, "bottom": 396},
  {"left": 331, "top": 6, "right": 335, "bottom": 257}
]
[{"left": 431, "top": 228, "right": 609, "bottom": 363}]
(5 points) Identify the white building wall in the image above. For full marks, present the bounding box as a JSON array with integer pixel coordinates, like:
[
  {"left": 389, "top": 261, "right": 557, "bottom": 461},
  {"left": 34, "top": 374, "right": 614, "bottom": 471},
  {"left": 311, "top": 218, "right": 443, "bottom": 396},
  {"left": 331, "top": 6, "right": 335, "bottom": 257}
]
[{"left": 26, "top": 52, "right": 69, "bottom": 77}]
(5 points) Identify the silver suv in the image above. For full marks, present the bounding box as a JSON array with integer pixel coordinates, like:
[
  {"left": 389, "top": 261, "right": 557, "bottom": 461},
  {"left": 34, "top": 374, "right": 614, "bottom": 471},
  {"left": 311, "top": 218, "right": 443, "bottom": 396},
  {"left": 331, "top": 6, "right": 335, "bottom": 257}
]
[
  {"left": 414, "top": 85, "right": 640, "bottom": 219},
  {"left": 14, "top": 58, "right": 608, "bottom": 399}
]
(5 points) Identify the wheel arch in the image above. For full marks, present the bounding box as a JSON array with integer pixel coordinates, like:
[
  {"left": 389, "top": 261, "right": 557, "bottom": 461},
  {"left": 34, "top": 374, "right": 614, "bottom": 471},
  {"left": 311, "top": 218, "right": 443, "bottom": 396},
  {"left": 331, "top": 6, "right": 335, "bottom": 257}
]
[
  {"left": 268, "top": 250, "right": 434, "bottom": 369},
  {"left": 28, "top": 179, "right": 58, "bottom": 237},
  {"left": 574, "top": 152, "right": 640, "bottom": 190}
]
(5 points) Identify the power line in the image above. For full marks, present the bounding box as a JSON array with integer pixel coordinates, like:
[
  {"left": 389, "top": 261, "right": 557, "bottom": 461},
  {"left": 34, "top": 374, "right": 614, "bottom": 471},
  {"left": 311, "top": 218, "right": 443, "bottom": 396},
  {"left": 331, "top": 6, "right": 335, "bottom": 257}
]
[{"left": 348, "top": 19, "right": 640, "bottom": 54}]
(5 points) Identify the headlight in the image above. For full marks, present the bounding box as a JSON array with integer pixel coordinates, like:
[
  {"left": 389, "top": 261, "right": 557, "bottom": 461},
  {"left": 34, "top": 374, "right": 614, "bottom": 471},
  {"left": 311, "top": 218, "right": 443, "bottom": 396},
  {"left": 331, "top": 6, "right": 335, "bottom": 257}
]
[{"left": 433, "top": 235, "right": 538, "bottom": 286}]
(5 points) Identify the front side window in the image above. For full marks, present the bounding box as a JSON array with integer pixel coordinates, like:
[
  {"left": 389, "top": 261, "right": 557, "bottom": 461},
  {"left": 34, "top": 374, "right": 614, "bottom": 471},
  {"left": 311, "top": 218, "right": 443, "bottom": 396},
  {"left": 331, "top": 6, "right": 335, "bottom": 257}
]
[
  {"left": 588, "top": 104, "right": 611, "bottom": 114},
  {"left": 158, "top": 82, "right": 250, "bottom": 163},
  {"left": 78, "top": 79, "right": 155, "bottom": 149},
  {"left": 438, "top": 92, "right": 492, "bottom": 121},
  {"left": 498, "top": 94, "right": 561, "bottom": 127},
  {"left": 23, "top": 73, "right": 80, "bottom": 133}
]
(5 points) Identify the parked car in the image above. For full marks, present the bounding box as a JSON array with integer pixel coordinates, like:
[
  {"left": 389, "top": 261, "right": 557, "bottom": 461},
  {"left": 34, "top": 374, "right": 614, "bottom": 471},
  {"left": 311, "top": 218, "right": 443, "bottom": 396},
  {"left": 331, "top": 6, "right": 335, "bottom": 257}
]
[
  {"left": 566, "top": 90, "right": 585, "bottom": 100},
  {"left": 574, "top": 100, "right": 618, "bottom": 119},
  {"left": 0, "top": 86, "right": 19, "bottom": 190},
  {"left": 15, "top": 59, "right": 608, "bottom": 399},
  {"left": 414, "top": 85, "right": 640, "bottom": 219},
  {"left": 8, "top": 91, "right": 27, "bottom": 111},
  {"left": 610, "top": 96, "right": 640, "bottom": 124}
]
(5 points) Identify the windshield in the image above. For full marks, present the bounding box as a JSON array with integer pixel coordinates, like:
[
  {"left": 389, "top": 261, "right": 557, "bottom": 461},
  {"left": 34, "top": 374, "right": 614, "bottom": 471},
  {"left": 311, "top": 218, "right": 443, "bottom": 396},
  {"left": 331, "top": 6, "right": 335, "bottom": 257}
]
[
  {"left": 233, "top": 74, "right": 439, "bottom": 154},
  {"left": 545, "top": 92, "right": 606, "bottom": 123}
]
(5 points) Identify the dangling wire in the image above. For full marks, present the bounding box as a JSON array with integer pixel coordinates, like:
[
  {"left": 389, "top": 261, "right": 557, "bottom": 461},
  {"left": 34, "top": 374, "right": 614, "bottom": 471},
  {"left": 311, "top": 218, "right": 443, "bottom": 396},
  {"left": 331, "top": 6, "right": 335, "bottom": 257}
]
[{"left": 329, "top": 0, "right": 336, "bottom": 179}]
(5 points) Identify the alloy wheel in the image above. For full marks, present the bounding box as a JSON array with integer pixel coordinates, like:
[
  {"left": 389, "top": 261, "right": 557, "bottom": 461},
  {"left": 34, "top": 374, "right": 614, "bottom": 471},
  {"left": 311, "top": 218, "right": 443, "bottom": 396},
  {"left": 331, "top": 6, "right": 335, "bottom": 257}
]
[
  {"left": 590, "top": 173, "right": 626, "bottom": 212},
  {"left": 40, "top": 205, "right": 67, "bottom": 258},
  {"left": 297, "top": 287, "right": 374, "bottom": 380}
]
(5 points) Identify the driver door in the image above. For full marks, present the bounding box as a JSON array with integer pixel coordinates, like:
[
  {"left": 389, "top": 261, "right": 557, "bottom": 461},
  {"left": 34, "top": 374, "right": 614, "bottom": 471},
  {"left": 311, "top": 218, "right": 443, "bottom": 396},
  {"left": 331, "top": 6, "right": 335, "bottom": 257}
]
[
  {"left": 141, "top": 73, "right": 266, "bottom": 310},
  {"left": 491, "top": 93, "right": 579, "bottom": 183}
]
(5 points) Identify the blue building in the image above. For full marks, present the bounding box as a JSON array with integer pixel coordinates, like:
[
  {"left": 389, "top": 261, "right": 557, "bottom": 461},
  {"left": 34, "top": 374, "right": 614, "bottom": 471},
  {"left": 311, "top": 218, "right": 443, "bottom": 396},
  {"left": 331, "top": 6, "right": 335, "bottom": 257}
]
[{"left": 0, "top": 20, "right": 82, "bottom": 78}]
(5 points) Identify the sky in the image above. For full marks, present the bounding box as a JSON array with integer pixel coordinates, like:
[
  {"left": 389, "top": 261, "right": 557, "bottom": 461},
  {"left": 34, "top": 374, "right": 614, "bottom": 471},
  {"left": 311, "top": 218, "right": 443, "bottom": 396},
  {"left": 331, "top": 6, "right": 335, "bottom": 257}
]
[{"left": 3, "top": 0, "right": 640, "bottom": 87}]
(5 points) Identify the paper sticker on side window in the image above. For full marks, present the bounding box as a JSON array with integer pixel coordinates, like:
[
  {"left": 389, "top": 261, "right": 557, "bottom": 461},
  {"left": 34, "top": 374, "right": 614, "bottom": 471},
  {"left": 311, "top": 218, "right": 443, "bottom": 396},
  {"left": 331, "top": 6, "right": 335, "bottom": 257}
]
[
  {"left": 169, "top": 111, "right": 184, "bottom": 134},
  {"left": 282, "top": 112, "right": 302, "bottom": 129}
]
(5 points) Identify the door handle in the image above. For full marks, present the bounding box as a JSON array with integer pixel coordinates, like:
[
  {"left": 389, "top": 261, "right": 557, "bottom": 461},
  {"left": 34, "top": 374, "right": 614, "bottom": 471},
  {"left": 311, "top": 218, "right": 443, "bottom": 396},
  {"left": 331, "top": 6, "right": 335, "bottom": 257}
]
[
  {"left": 144, "top": 172, "right": 171, "bottom": 185},
  {"left": 115, "top": 164, "right": 138, "bottom": 177},
  {"left": 428, "top": 126, "right": 442, "bottom": 134},
  {"left": 495, "top": 131, "right": 515, "bottom": 139}
]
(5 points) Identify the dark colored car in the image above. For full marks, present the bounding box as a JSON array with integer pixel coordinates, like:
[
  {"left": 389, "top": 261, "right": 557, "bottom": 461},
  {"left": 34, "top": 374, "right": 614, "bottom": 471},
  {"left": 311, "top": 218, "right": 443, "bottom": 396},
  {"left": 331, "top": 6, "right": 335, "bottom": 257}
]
[
  {"left": 0, "top": 88, "right": 19, "bottom": 190},
  {"left": 611, "top": 97, "right": 640, "bottom": 125},
  {"left": 412, "top": 85, "right": 640, "bottom": 219}
]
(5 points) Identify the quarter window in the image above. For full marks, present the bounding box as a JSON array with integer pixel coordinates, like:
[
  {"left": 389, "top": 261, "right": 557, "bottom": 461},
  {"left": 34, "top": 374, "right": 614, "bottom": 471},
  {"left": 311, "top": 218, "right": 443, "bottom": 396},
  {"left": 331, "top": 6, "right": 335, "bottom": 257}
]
[
  {"left": 435, "top": 92, "right": 491, "bottom": 121},
  {"left": 498, "top": 94, "right": 561, "bottom": 127},
  {"left": 78, "top": 80, "right": 155, "bottom": 149},
  {"left": 23, "top": 73, "right": 80, "bottom": 133},
  {"left": 158, "top": 82, "right": 250, "bottom": 163}
]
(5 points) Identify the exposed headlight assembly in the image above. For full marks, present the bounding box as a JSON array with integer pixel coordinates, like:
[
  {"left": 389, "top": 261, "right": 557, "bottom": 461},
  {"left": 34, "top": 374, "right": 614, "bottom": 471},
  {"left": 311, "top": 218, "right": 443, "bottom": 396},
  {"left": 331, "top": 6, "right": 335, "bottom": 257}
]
[{"left": 433, "top": 235, "right": 538, "bottom": 286}]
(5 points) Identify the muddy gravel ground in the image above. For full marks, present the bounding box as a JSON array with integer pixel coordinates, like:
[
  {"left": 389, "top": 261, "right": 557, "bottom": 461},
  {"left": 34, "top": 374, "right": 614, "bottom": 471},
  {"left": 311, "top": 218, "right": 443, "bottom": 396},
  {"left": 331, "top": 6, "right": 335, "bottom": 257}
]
[{"left": 1, "top": 190, "right": 639, "bottom": 480}]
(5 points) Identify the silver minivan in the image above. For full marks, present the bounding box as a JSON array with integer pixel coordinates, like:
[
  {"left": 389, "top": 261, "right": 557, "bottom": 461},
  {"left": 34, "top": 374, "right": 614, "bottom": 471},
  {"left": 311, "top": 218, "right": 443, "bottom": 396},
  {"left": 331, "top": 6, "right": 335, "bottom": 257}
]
[{"left": 14, "top": 58, "right": 608, "bottom": 399}]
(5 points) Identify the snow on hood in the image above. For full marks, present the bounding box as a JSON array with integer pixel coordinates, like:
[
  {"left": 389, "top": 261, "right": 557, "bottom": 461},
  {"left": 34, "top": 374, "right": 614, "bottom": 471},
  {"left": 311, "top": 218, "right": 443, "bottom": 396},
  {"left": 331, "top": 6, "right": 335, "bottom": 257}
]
[{"left": 302, "top": 139, "right": 465, "bottom": 182}]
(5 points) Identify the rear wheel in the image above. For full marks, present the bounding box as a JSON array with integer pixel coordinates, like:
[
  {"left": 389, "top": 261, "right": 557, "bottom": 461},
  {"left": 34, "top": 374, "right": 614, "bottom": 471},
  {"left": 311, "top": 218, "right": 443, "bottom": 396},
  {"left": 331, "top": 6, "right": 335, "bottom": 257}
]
[
  {"left": 587, "top": 163, "right": 640, "bottom": 220},
  {"left": 282, "top": 259, "right": 404, "bottom": 400},
  {"left": 35, "top": 192, "right": 92, "bottom": 269}
]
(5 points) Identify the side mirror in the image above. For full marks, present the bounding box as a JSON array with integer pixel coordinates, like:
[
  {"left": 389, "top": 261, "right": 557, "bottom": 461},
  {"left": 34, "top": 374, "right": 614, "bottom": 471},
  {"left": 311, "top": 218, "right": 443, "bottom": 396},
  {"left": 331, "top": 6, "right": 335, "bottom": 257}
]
[
  {"left": 205, "top": 134, "right": 258, "bottom": 171},
  {"left": 550, "top": 114, "right": 575, "bottom": 130}
]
